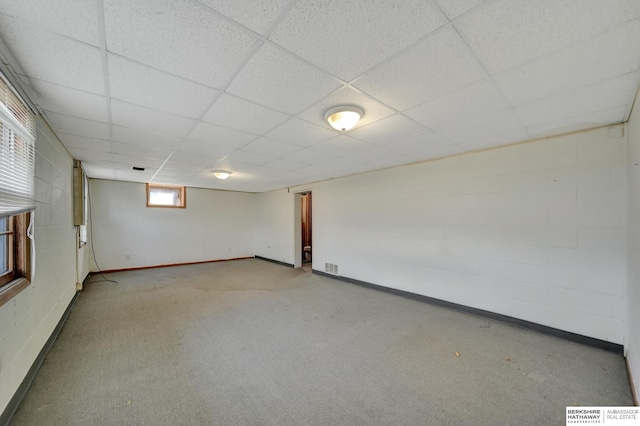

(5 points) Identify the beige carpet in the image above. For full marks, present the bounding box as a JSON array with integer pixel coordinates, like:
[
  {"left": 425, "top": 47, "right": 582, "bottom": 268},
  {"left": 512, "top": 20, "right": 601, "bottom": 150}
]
[{"left": 9, "top": 259, "right": 634, "bottom": 425}]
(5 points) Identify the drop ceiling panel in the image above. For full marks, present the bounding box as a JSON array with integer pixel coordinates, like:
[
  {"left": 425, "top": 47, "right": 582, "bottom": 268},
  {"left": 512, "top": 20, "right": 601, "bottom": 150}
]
[
  {"left": 188, "top": 121, "right": 257, "bottom": 149},
  {"left": 455, "top": 0, "right": 640, "bottom": 74},
  {"left": 404, "top": 78, "right": 509, "bottom": 130},
  {"left": 108, "top": 55, "right": 219, "bottom": 119},
  {"left": 297, "top": 86, "right": 396, "bottom": 129},
  {"left": 0, "top": 1, "right": 638, "bottom": 192},
  {"left": 354, "top": 27, "right": 486, "bottom": 111},
  {"left": 0, "top": 15, "right": 104, "bottom": 94},
  {"left": 265, "top": 118, "right": 336, "bottom": 147},
  {"left": 33, "top": 80, "right": 108, "bottom": 122},
  {"left": 226, "top": 43, "right": 342, "bottom": 114},
  {"left": 56, "top": 133, "right": 111, "bottom": 152},
  {"left": 515, "top": 73, "right": 640, "bottom": 127},
  {"left": 111, "top": 100, "right": 196, "bottom": 138},
  {"left": 111, "top": 125, "right": 181, "bottom": 151},
  {"left": 201, "top": 94, "right": 289, "bottom": 134},
  {"left": 348, "top": 114, "right": 429, "bottom": 146},
  {"left": 0, "top": 0, "right": 99, "bottom": 46},
  {"left": 438, "top": 109, "right": 527, "bottom": 150},
  {"left": 433, "top": 0, "right": 485, "bottom": 20},
  {"left": 494, "top": 20, "right": 640, "bottom": 106},
  {"left": 242, "top": 137, "right": 302, "bottom": 157},
  {"left": 45, "top": 112, "right": 109, "bottom": 140},
  {"left": 103, "top": 0, "right": 258, "bottom": 88},
  {"left": 310, "top": 136, "right": 374, "bottom": 156},
  {"left": 177, "top": 140, "right": 235, "bottom": 158},
  {"left": 196, "top": 0, "right": 291, "bottom": 36},
  {"left": 269, "top": 0, "right": 446, "bottom": 81},
  {"left": 527, "top": 106, "right": 628, "bottom": 139},
  {"left": 111, "top": 142, "right": 172, "bottom": 160}
]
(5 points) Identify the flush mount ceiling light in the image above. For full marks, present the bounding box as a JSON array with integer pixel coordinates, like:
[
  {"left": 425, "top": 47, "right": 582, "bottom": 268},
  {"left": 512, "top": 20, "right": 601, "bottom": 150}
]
[
  {"left": 324, "top": 105, "right": 364, "bottom": 131},
  {"left": 212, "top": 170, "right": 232, "bottom": 180}
]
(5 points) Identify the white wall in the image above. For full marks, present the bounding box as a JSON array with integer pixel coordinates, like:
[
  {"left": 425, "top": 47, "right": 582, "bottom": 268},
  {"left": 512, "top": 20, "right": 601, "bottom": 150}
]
[
  {"left": 627, "top": 89, "right": 640, "bottom": 399},
  {"left": 256, "top": 126, "right": 629, "bottom": 344},
  {"left": 0, "top": 116, "right": 77, "bottom": 415},
  {"left": 88, "top": 180, "right": 255, "bottom": 271},
  {"left": 254, "top": 189, "right": 295, "bottom": 265}
]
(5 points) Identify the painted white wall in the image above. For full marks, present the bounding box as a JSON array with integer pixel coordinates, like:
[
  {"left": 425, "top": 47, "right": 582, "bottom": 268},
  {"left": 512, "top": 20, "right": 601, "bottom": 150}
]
[
  {"left": 254, "top": 189, "right": 295, "bottom": 265},
  {"left": 88, "top": 180, "right": 255, "bottom": 271},
  {"left": 259, "top": 126, "right": 629, "bottom": 344},
  {"left": 0, "top": 117, "right": 77, "bottom": 415},
  {"left": 627, "top": 89, "right": 640, "bottom": 399}
]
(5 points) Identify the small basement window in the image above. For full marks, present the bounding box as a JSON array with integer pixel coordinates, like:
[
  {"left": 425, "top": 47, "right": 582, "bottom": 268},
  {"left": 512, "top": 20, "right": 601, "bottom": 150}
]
[{"left": 146, "top": 184, "right": 186, "bottom": 208}]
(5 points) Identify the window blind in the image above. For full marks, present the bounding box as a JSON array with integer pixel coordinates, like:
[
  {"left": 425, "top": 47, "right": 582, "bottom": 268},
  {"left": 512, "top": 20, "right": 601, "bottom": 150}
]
[{"left": 0, "top": 73, "right": 36, "bottom": 218}]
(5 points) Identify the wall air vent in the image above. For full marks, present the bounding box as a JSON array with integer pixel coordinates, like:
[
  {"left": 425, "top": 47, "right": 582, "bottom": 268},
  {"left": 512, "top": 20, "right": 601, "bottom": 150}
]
[{"left": 324, "top": 263, "right": 339, "bottom": 275}]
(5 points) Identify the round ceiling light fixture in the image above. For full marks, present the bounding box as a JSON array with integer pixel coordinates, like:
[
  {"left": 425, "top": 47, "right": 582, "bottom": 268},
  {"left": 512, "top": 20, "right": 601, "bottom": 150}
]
[
  {"left": 324, "top": 105, "right": 364, "bottom": 131},
  {"left": 212, "top": 170, "right": 232, "bottom": 180}
]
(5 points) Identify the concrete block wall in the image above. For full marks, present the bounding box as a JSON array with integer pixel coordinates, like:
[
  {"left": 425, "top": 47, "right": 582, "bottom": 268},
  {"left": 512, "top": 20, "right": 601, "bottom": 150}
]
[
  {"left": 0, "top": 117, "right": 77, "bottom": 415},
  {"left": 283, "top": 125, "right": 628, "bottom": 344}
]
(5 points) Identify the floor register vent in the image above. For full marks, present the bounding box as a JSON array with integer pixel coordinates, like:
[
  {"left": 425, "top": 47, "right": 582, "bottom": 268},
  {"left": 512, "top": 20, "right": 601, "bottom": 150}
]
[{"left": 324, "top": 263, "right": 339, "bottom": 275}]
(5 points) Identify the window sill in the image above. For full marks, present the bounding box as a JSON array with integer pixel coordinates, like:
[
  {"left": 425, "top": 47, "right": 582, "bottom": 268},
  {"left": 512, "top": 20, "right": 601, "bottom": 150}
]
[{"left": 0, "top": 277, "right": 31, "bottom": 307}]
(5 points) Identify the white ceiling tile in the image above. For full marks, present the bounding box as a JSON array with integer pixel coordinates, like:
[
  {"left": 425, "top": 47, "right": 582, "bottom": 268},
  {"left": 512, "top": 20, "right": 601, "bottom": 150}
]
[
  {"left": 111, "top": 100, "right": 196, "bottom": 138},
  {"left": 114, "top": 169, "right": 155, "bottom": 183},
  {"left": 494, "top": 20, "right": 640, "bottom": 106},
  {"left": 83, "top": 164, "right": 116, "bottom": 180},
  {"left": 404, "top": 78, "right": 509, "bottom": 130},
  {"left": 242, "top": 137, "right": 302, "bottom": 157},
  {"left": 227, "top": 43, "right": 342, "bottom": 114},
  {"left": 111, "top": 125, "right": 181, "bottom": 151},
  {"left": 222, "top": 150, "right": 276, "bottom": 166},
  {"left": 32, "top": 81, "right": 107, "bottom": 122},
  {"left": 168, "top": 151, "right": 223, "bottom": 167},
  {"left": 281, "top": 149, "right": 338, "bottom": 164},
  {"left": 104, "top": 0, "right": 258, "bottom": 88},
  {"left": 0, "top": 0, "right": 99, "bottom": 45},
  {"left": 56, "top": 133, "right": 111, "bottom": 152},
  {"left": 381, "top": 132, "right": 461, "bottom": 160},
  {"left": 201, "top": 94, "right": 289, "bottom": 134},
  {"left": 68, "top": 147, "right": 113, "bottom": 163},
  {"left": 189, "top": 121, "right": 257, "bottom": 149},
  {"left": 46, "top": 112, "right": 110, "bottom": 139},
  {"left": 269, "top": 0, "right": 446, "bottom": 81},
  {"left": 354, "top": 27, "right": 485, "bottom": 110},
  {"left": 108, "top": 55, "right": 219, "bottom": 119},
  {"left": 455, "top": 0, "right": 640, "bottom": 73},
  {"left": 0, "top": 15, "right": 104, "bottom": 94},
  {"left": 348, "top": 114, "right": 428, "bottom": 146},
  {"left": 177, "top": 140, "right": 235, "bottom": 158},
  {"left": 433, "top": 0, "right": 486, "bottom": 20},
  {"left": 262, "top": 158, "right": 310, "bottom": 171},
  {"left": 266, "top": 118, "right": 336, "bottom": 147},
  {"left": 527, "top": 106, "right": 629, "bottom": 139},
  {"left": 310, "top": 136, "right": 374, "bottom": 156},
  {"left": 210, "top": 158, "right": 259, "bottom": 172},
  {"left": 112, "top": 154, "right": 165, "bottom": 169},
  {"left": 437, "top": 108, "right": 527, "bottom": 149},
  {"left": 159, "top": 161, "right": 209, "bottom": 175},
  {"left": 111, "top": 142, "right": 172, "bottom": 160},
  {"left": 297, "top": 86, "right": 396, "bottom": 130},
  {"left": 196, "top": 0, "right": 290, "bottom": 35},
  {"left": 515, "top": 72, "right": 640, "bottom": 127}
]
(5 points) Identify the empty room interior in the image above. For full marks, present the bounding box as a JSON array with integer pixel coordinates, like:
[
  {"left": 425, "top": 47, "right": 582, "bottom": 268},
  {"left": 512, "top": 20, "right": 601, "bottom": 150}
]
[{"left": 1, "top": 1, "right": 640, "bottom": 424}]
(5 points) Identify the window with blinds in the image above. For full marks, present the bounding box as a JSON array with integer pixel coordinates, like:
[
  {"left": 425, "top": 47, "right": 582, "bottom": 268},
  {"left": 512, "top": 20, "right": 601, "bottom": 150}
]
[{"left": 0, "top": 73, "right": 36, "bottom": 219}]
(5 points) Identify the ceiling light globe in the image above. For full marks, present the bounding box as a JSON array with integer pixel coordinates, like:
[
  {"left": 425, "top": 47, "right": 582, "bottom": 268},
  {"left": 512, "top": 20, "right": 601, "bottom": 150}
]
[
  {"left": 325, "top": 106, "right": 364, "bottom": 131},
  {"left": 212, "top": 170, "right": 231, "bottom": 180}
]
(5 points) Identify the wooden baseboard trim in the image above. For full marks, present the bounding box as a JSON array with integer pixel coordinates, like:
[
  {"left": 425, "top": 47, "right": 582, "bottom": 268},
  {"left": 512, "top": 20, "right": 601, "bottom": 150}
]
[
  {"left": 90, "top": 256, "right": 255, "bottom": 275},
  {"left": 254, "top": 256, "right": 294, "bottom": 268},
  {"left": 0, "top": 291, "right": 79, "bottom": 426},
  {"left": 313, "top": 270, "right": 624, "bottom": 354}
]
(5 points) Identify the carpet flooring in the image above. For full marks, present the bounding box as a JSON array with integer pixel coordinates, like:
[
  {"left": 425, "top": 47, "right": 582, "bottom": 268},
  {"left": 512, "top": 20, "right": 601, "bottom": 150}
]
[{"left": 9, "top": 258, "right": 634, "bottom": 425}]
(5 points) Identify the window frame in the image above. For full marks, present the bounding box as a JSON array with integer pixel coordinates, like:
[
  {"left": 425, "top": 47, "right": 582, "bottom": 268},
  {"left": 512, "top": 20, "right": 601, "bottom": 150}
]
[
  {"left": 146, "top": 183, "right": 186, "bottom": 208},
  {"left": 0, "top": 211, "right": 31, "bottom": 307}
]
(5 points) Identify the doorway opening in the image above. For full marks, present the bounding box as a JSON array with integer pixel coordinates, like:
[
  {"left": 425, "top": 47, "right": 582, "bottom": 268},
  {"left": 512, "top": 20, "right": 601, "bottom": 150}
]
[{"left": 301, "top": 192, "right": 312, "bottom": 265}]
